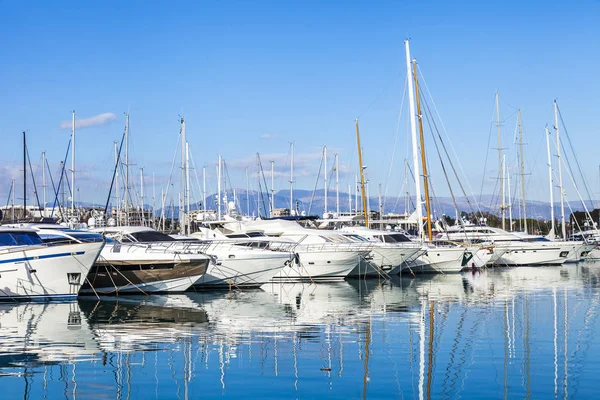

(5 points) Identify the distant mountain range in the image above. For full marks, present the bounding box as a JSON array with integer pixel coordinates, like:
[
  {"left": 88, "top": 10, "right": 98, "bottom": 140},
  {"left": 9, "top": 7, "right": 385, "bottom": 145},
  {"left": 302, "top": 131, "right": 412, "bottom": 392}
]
[{"left": 150, "top": 189, "right": 600, "bottom": 221}]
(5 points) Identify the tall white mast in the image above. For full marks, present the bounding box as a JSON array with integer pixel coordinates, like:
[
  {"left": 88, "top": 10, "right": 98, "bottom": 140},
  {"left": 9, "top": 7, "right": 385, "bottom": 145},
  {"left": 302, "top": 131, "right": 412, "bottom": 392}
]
[
  {"left": 160, "top": 188, "right": 165, "bottom": 231},
  {"left": 217, "top": 154, "right": 222, "bottom": 220},
  {"left": 179, "top": 116, "right": 186, "bottom": 234},
  {"left": 185, "top": 142, "right": 190, "bottom": 233},
  {"left": 42, "top": 151, "right": 46, "bottom": 212},
  {"left": 289, "top": 143, "right": 294, "bottom": 213},
  {"left": 348, "top": 184, "right": 352, "bottom": 213},
  {"left": 405, "top": 39, "right": 423, "bottom": 240},
  {"left": 124, "top": 113, "right": 130, "bottom": 225},
  {"left": 71, "top": 110, "right": 75, "bottom": 219},
  {"left": 202, "top": 166, "right": 207, "bottom": 213},
  {"left": 140, "top": 167, "right": 145, "bottom": 227},
  {"left": 518, "top": 110, "right": 527, "bottom": 233},
  {"left": 495, "top": 92, "right": 506, "bottom": 230},
  {"left": 114, "top": 141, "right": 120, "bottom": 225},
  {"left": 378, "top": 183, "right": 383, "bottom": 222},
  {"left": 11, "top": 179, "right": 15, "bottom": 221},
  {"left": 546, "top": 126, "right": 556, "bottom": 238},
  {"left": 152, "top": 172, "right": 155, "bottom": 225},
  {"left": 270, "top": 160, "right": 275, "bottom": 217},
  {"left": 366, "top": 181, "right": 370, "bottom": 215},
  {"left": 335, "top": 153, "right": 340, "bottom": 215},
  {"left": 256, "top": 154, "right": 261, "bottom": 217},
  {"left": 554, "top": 101, "right": 566, "bottom": 239},
  {"left": 506, "top": 158, "right": 513, "bottom": 230},
  {"left": 245, "top": 166, "right": 249, "bottom": 216},
  {"left": 323, "top": 146, "right": 328, "bottom": 215}
]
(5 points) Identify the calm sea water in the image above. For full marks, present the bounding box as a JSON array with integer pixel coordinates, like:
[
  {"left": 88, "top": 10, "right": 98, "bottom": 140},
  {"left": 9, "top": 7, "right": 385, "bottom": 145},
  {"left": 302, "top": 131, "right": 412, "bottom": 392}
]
[{"left": 2, "top": 262, "right": 600, "bottom": 399}]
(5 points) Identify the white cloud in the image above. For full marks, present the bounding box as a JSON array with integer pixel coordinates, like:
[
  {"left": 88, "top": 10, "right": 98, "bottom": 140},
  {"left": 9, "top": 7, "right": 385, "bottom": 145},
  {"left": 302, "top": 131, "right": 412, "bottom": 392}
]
[
  {"left": 260, "top": 133, "right": 277, "bottom": 140},
  {"left": 60, "top": 112, "right": 117, "bottom": 129}
]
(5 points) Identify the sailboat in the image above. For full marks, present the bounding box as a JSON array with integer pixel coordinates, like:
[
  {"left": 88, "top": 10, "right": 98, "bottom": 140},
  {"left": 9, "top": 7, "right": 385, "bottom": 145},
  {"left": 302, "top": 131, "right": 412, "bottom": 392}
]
[{"left": 399, "top": 39, "right": 482, "bottom": 273}]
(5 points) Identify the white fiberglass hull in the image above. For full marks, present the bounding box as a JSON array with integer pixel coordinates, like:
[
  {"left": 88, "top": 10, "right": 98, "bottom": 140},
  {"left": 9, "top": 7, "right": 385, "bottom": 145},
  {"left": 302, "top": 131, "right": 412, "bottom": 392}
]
[
  {"left": 0, "top": 242, "right": 103, "bottom": 300},
  {"left": 272, "top": 250, "right": 365, "bottom": 282},
  {"left": 588, "top": 248, "right": 600, "bottom": 260},
  {"left": 565, "top": 243, "right": 596, "bottom": 263},
  {"left": 495, "top": 242, "right": 574, "bottom": 266},
  {"left": 402, "top": 246, "right": 467, "bottom": 274},
  {"left": 193, "top": 252, "right": 290, "bottom": 288},
  {"left": 347, "top": 245, "right": 422, "bottom": 278}
]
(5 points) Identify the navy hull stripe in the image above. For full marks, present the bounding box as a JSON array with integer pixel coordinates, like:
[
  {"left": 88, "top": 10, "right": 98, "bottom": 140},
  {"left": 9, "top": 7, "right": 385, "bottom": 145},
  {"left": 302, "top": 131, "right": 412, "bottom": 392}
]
[{"left": 0, "top": 251, "right": 85, "bottom": 265}]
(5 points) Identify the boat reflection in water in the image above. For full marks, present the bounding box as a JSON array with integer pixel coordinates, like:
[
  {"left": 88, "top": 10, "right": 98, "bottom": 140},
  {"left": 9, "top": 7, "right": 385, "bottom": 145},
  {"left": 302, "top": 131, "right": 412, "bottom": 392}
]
[{"left": 2, "top": 263, "right": 600, "bottom": 399}]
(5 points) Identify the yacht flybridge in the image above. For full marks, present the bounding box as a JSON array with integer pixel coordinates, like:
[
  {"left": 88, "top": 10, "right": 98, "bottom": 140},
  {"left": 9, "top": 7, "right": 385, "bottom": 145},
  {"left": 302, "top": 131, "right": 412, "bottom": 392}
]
[{"left": 0, "top": 227, "right": 104, "bottom": 300}]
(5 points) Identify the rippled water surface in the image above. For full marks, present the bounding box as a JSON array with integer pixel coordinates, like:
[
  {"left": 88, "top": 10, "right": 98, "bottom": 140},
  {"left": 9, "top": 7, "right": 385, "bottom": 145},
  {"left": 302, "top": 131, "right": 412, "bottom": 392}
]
[{"left": 3, "top": 262, "right": 600, "bottom": 399}]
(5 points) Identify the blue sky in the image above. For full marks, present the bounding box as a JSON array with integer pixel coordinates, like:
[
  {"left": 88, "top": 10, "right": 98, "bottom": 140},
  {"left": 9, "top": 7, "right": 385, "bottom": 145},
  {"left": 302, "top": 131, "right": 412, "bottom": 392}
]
[{"left": 1, "top": 0, "right": 599, "bottom": 211}]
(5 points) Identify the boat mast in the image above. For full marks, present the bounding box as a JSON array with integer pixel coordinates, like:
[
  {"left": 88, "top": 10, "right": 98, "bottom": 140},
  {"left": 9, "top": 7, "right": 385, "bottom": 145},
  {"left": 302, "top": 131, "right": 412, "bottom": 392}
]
[
  {"left": 152, "top": 171, "right": 155, "bottom": 225},
  {"left": 324, "top": 146, "right": 328, "bottom": 215},
  {"left": 140, "top": 167, "right": 145, "bottom": 227},
  {"left": 335, "top": 153, "right": 340, "bottom": 215},
  {"left": 124, "top": 113, "right": 130, "bottom": 225},
  {"left": 202, "top": 166, "right": 206, "bottom": 213},
  {"left": 23, "top": 131, "right": 26, "bottom": 217},
  {"left": 114, "top": 141, "right": 120, "bottom": 225},
  {"left": 554, "top": 101, "right": 566, "bottom": 239},
  {"left": 42, "top": 151, "right": 46, "bottom": 213},
  {"left": 256, "top": 154, "right": 260, "bottom": 217},
  {"left": 355, "top": 119, "right": 369, "bottom": 227},
  {"left": 217, "top": 154, "right": 222, "bottom": 220},
  {"left": 348, "top": 184, "right": 352, "bottom": 213},
  {"left": 185, "top": 142, "right": 190, "bottom": 233},
  {"left": 245, "top": 166, "right": 249, "bottom": 216},
  {"left": 405, "top": 39, "right": 423, "bottom": 240},
  {"left": 545, "top": 126, "right": 556, "bottom": 237},
  {"left": 518, "top": 110, "right": 527, "bottom": 233},
  {"left": 289, "top": 142, "right": 294, "bottom": 213},
  {"left": 179, "top": 116, "right": 186, "bottom": 234},
  {"left": 11, "top": 179, "right": 15, "bottom": 221},
  {"left": 71, "top": 111, "right": 75, "bottom": 220},
  {"left": 355, "top": 174, "right": 359, "bottom": 214},
  {"left": 506, "top": 155, "right": 512, "bottom": 230},
  {"left": 271, "top": 160, "right": 275, "bottom": 217},
  {"left": 495, "top": 93, "right": 505, "bottom": 230},
  {"left": 412, "top": 59, "right": 433, "bottom": 241},
  {"left": 378, "top": 183, "right": 383, "bottom": 227}
]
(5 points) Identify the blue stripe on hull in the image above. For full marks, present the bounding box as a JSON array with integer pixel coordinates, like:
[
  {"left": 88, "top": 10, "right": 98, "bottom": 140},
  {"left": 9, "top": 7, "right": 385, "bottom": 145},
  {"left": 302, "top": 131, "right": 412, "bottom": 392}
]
[{"left": 0, "top": 251, "right": 85, "bottom": 265}]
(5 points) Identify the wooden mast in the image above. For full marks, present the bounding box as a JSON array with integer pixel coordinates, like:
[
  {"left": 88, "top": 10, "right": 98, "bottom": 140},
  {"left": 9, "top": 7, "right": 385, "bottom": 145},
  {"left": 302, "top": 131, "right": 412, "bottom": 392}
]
[
  {"left": 412, "top": 60, "right": 433, "bottom": 241},
  {"left": 356, "top": 119, "right": 369, "bottom": 227}
]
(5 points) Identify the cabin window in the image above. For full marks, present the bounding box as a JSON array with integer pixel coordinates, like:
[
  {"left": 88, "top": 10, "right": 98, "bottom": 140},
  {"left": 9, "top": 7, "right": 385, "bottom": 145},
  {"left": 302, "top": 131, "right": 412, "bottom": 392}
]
[{"left": 0, "top": 232, "right": 43, "bottom": 246}]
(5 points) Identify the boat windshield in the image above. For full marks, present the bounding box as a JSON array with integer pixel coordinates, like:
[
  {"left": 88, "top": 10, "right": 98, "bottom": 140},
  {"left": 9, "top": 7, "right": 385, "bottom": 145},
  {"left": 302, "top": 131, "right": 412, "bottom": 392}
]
[
  {"left": 69, "top": 232, "right": 105, "bottom": 243},
  {"left": 0, "top": 231, "right": 44, "bottom": 246},
  {"left": 130, "top": 231, "right": 176, "bottom": 242},
  {"left": 382, "top": 233, "right": 412, "bottom": 243}
]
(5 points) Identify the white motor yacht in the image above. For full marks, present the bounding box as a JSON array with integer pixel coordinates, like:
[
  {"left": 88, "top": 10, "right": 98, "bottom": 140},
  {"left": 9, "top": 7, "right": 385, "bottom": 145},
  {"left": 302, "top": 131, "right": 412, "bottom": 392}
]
[
  {"left": 0, "top": 227, "right": 103, "bottom": 300},
  {"left": 222, "top": 219, "right": 373, "bottom": 281},
  {"left": 21, "top": 224, "right": 209, "bottom": 294},
  {"left": 338, "top": 227, "right": 425, "bottom": 276},
  {"left": 96, "top": 226, "right": 290, "bottom": 289},
  {"left": 436, "top": 224, "right": 578, "bottom": 266}
]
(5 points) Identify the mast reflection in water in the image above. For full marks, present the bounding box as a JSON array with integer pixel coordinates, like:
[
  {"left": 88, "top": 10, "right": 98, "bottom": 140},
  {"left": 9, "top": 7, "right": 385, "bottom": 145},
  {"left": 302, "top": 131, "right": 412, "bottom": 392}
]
[{"left": 2, "top": 263, "right": 600, "bottom": 399}]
